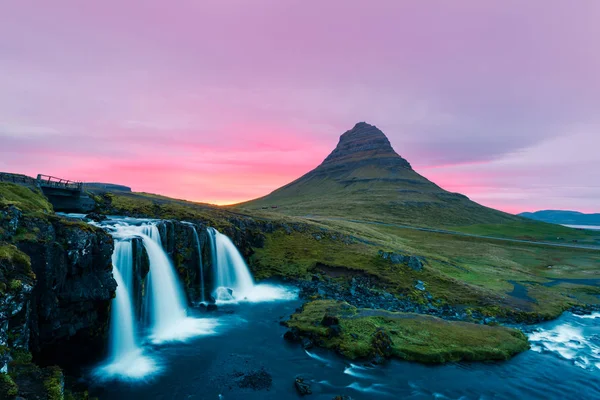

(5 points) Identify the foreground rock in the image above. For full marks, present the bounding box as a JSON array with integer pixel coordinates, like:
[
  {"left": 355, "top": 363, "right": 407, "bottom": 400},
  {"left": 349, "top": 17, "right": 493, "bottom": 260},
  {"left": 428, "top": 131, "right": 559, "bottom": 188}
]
[
  {"left": 294, "top": 377, "right": 312, "bottom": 396},
  {"left": 284, "top": 300, "right": 530, "bottom": 364},
  {"left": 1, "top": 183, "right": 116, "bottom": 399}
]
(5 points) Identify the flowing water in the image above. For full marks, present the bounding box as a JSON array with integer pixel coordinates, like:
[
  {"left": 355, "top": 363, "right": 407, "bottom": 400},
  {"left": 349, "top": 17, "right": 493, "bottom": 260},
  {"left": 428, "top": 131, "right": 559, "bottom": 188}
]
[
  {"left": 208, "top": 227, "right": 254, "bottom": 301},
  {"left": 91, "top": 218, "right": 219, "bottom": 381},
  {"left": 90, "top": 300, "right": 600, "bottom": 400},
  {"left": 68, "top": 215, "right": 600, "bottom": 398}
]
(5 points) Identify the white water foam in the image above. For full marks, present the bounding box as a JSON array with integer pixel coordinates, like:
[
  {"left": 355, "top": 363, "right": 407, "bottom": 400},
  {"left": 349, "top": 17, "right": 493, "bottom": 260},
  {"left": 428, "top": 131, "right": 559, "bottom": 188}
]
[
  {"left": 304, "top": 350, "right": 331, "bottom": 365},
  {"left": 528, "top": 319, "right": 600, "bottom": 371},
  {"left": 347, "top": 382, "right": 390, "bottom": 396},
  {"left": 344, "top": 364, "right": 374, "bottom": 379}
]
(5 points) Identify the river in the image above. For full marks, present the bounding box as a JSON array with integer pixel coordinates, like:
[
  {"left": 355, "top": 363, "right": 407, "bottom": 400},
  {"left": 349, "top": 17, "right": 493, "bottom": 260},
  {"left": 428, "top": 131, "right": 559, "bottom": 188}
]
[{"left": 89, "top": 294, "right": 600, "bottom": 400}]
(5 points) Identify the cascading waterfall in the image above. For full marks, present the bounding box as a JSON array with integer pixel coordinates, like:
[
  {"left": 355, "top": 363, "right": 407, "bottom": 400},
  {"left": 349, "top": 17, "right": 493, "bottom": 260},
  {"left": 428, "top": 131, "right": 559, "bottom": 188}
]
[
  {"left": 94, "top": 219, "right": 219, "bottom": 381},
  {"left": 138, "top": 225, "right": 190, "bottom": 342},
  {"left": 207, "top": 227, "right": 255, "bottom": 301},
  {"left": 108, "top": 241, "right": 137, "bottom": 359},
  {"left": 95, "top": 236, "right": 158, "bottom": 380}
]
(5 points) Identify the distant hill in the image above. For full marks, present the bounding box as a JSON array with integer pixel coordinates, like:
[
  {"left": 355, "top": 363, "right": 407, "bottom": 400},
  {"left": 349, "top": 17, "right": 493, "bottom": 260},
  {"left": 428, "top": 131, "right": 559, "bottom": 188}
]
[
  {"left": 519, "top": 210, "right": 600, "bottom": 226},
  {"left": 237, "top": 122, "right": 520, "bottom": 227}
]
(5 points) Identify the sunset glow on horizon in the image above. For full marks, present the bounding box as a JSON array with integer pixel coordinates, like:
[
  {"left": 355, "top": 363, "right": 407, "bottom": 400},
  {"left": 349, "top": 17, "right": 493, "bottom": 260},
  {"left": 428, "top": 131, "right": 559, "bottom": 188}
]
[{"left": 1, "top": 1, "right": 598, "bottom": 214}]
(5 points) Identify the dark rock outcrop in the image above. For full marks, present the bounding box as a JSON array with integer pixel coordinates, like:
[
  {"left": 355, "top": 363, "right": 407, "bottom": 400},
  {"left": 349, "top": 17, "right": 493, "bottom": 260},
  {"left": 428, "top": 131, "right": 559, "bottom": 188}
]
[
  {"left": 378, "top": 250, "right": 424, "bottom": 271},
  {"left": 1, "top": 207, "right": 117, "bottom": 371},
  {"left": 21, "top": 218, "right": 116, "bottom": 369},
  {"left": 294, "top": 377, "right": 312, "bottom": 396}
]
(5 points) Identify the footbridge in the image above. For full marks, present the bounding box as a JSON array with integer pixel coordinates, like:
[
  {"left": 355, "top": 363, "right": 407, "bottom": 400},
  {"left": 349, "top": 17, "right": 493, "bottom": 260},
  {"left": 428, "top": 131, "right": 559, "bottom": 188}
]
[
  {"left": 0, "top": 173, "right": 94, "bottom": 212},
  {"left": 35, "top": 174, "right": 94, "bottom": 212}
]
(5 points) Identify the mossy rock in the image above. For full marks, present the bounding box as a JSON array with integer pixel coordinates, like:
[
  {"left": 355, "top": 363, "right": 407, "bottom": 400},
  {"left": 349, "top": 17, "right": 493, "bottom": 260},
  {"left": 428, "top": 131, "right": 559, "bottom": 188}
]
[
  {"left": 0, "top": 373, "right": 18, "bottom": 399},
  {"left": 286, "top": 300, "right": 530, "bottom": 363},
  {"left": 0, "top": 183, "right": 53, "bottom": 214}
]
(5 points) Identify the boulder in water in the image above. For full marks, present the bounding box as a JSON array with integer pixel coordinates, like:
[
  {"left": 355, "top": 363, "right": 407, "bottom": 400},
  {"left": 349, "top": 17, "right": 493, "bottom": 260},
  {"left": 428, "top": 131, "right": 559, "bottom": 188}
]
[
  {"left": 294, "top": 377, "right": 312, "bottom": 396},
  {"left": 206, "top": 304, "right": 218, "bottom": 312},
  {"left": 215, "top": 287, "right": 235, "bottom": 301},
  {"left": 84, "top": 212, "right": 107, "bottom": 222}
]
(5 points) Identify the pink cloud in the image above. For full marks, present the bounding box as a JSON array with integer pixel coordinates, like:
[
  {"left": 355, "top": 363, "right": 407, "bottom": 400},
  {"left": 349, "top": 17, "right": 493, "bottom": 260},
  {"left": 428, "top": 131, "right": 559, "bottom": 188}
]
[{"left": 1, "top": 1, "right": 598, "bottom": 211}]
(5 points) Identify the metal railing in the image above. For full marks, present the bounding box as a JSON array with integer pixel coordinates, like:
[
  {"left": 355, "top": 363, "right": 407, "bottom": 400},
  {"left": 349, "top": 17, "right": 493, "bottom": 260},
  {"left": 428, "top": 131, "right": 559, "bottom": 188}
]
[{"left": 36, "top": 174, "right": 83, "bottom": 191}]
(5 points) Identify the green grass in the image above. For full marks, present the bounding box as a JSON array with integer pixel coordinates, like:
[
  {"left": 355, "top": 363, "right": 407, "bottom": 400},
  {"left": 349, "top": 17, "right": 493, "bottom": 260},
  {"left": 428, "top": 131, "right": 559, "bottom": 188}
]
[
  {"left": 454, "top": 220, "right": 600, "bottom": 245},
  {"left": 0, "top": 183, "right": 53, "bottom": 214},
  {"left": 94, "top": 191, "right": 234, "bottom": 229},
  {"left": 251, "top": 218, "right": 600, "bottom": 320},
  {"left": 87, "top": 187, "right": 600, "bottom": 321},
  {"left": 286, "top": 300, "right": 529, "bottom": 363}
]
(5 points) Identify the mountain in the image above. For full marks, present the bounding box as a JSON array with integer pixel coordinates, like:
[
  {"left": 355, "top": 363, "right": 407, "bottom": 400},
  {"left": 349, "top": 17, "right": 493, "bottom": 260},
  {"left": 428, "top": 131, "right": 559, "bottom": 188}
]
[
  {"left": 519, "top": 210, "right": 600, "bottom": 226},
  {"left": 237, "top": 122, "right": 519, "bottom": 227}
]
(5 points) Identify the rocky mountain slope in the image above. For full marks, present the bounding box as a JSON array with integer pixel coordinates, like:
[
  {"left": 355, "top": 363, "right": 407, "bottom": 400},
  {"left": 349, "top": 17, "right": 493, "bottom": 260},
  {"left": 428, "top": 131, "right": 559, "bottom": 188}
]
[{"left": 237, "top": 122, "right": 519, "bottom": 226}]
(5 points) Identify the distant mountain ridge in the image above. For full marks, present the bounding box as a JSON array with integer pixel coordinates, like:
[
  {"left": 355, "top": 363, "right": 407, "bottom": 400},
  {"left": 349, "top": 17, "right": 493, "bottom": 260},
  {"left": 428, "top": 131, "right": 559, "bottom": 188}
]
[
  {"left": 238, "top": 122, "right": 519, "bottom": 227},
  {"left": 519, "top": 210, "right": 600, "bottom": 226}
]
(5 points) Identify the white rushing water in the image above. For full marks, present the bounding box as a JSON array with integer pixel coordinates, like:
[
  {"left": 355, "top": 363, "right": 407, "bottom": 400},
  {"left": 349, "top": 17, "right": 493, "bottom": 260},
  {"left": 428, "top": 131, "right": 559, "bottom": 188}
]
[
  {"left": 95, "top": 240, "right": 159, "bottom": 380},
  {"left": 528, "top": 312, "right": 600, "bottom": 371},
  {"left": 208, "top": 227, "right": 254, "bottom": 300},
  {"left": 207, "top": 227, "right": 297, "bottom": 303},
  {"left": 94, "top": 220, "right": 218, "bottom": 381}
]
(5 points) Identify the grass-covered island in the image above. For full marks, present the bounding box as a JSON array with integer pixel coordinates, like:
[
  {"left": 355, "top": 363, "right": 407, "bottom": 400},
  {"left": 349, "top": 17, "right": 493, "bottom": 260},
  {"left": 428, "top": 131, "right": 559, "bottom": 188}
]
[{"left": 285, "top": 300, "right": 530, "bottom": 363}]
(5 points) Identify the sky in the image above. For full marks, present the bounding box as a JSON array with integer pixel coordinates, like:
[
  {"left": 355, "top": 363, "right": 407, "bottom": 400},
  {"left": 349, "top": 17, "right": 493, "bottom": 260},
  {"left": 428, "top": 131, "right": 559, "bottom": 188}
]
[{"left": 0, "top": 0, "right": 598, "bottom": 214}]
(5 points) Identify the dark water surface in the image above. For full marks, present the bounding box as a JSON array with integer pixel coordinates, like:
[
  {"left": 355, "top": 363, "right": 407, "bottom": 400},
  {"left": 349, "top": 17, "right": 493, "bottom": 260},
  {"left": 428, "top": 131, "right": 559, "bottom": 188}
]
[{"left": 89, "top": 297, "right": 600, "bottom": 400}]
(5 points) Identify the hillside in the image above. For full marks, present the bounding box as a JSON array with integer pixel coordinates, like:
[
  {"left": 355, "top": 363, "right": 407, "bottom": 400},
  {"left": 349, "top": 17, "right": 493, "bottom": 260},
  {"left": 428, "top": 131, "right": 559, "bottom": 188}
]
[
  {"left": 236, "top": 122, "right": 520, "bottom": 227},
  {"left": 520, "top": 210, "right": 600, "bottom": 226}
]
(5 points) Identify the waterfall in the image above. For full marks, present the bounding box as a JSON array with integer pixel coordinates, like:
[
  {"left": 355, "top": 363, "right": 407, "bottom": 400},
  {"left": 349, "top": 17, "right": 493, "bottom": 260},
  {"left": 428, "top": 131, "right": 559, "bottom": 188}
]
[
  {"left": 95, "top": 219, "right": 219, "bottom": 381},
  {"left": 138, "top": 225, "right": 190, "bottom": 342},
  {"left": 108, "top": 242, "right": 138, "bottom": 361},
  {"left": 187, "top": 224, "right": 206, "bottom": 303},
  {"left": 95, "top": 237, "right": 158, "bottom": 380},
  {"left": 207, "top": 228, "right": 254, "bottom": 301}
]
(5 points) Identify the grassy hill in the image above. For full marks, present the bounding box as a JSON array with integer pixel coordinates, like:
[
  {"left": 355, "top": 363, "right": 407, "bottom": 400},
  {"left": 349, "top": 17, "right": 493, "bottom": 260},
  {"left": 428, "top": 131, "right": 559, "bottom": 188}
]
[{"left": 236, "top": 122, "right": 520, "bottom": 227}]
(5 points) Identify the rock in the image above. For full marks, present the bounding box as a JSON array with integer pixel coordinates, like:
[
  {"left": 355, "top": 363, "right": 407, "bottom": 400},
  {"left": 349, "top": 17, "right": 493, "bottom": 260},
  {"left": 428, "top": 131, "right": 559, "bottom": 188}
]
[
  {"left": 407, "top": 256, "right": 424, "bottom": 271},
  {"left": 371, "top": 328, "right": 393, "bottom": 358},
  {"left": 321, "top": 314, "right": 340, "bottom": 327},
  {"left": 235, "top": 367, "right": 273, "bottom": 390},
  {"left": 215, "top": 287, "right": 235, "bottom": 301},
  {"left": 84, "top": 212, "right": 107, "bottom": 222},
  {"left": 302, "top": 337, "right": 313, "bottom": 349},
  {"left": 206, "top": 304, "right": 218, "bottom": 312},
  {"left": 313, "top": 234, "right": 322, "bottom": 241},
  {"left": 378, "top": 250, "right": 424, "bottom": 271},
  {"left": 333, "top": 396, "right": 354, "bottom": 400},
  {"left": 327, "top": 325, "right": 342, "bottom": 338},
  {"left": 294, "top": 377, "right": 312, "bottom": 396},
  {"left": 283, "top": 329, "right": 299, "bottom": 342},
  {"left": 415, "top": 280, "right": 426, "bottom": 291}
]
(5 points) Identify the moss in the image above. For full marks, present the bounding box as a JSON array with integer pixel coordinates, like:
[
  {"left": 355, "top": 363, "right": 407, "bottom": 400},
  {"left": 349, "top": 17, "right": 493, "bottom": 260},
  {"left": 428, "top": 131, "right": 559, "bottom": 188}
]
[
  {"left": 0, "top": 244, "right": 31, "bottom": 271},
  {"left": 0, "top": 373, "right": 18, "bottom": 398},
  {"left": 0, "top": 182, "right": 53, "bottom": 214},
  {"left": 8, "top": 279, "right": 22, "bottom": 291},
  {"left": 0, "top": 245, "right": 34, "bottom": 291},
  {"left": 43, "top": 366, "right": 64, "bottom": 400},
  {"left": 286, "top": 300, "right": 530, "bottom": 363}
]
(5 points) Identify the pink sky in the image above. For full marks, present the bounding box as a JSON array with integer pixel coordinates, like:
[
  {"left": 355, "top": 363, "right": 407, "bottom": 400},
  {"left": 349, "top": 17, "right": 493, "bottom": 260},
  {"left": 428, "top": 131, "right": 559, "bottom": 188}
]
[{"left": 1, "top": 1, "right": 599, "bottom": 213}]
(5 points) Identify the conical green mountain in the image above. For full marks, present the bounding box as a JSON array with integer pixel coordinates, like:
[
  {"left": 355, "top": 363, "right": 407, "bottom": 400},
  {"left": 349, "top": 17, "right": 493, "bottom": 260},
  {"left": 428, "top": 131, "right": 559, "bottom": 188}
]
[{"left": 239, "top": 122, "right": 519, "bottom": 227}]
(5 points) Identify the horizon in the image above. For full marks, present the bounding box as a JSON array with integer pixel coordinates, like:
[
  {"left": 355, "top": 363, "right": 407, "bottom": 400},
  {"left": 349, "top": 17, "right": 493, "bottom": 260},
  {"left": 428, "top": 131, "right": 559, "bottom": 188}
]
[{"left": 1, "top": 1, "right": 599, "bottom": 214}]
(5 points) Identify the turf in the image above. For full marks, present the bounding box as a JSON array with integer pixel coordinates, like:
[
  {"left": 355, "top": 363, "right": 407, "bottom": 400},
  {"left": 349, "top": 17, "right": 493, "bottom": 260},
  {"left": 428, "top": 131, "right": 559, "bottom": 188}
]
[{"left": 286, "top": 300, "right": 530, "bottom": 363}]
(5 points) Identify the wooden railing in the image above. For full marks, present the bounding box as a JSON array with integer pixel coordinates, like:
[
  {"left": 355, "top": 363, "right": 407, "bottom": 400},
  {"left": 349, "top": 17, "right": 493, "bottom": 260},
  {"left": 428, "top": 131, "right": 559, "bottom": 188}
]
[{"left": 36, "top": 174, "right": 83, "bottom": 191}]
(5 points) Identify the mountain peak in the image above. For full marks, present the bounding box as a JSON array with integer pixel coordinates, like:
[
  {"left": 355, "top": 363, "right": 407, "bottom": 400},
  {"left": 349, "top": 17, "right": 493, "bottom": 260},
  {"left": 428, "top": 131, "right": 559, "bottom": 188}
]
[{"left": 320, "top": 122, "right": 411, "bottom": 169}]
